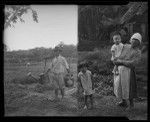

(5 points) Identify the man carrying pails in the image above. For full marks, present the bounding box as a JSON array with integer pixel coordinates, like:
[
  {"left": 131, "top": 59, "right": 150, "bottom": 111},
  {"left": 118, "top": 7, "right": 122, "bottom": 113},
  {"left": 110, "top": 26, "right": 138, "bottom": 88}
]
[{"left": 47, "top": 45, "right": 70, "bottom": 100}]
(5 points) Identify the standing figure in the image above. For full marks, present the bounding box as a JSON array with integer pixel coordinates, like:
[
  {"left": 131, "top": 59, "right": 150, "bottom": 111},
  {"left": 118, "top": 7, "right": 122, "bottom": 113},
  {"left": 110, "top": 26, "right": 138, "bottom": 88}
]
[
  {"left": 47, "top": 46, "right": 70, "bottom": 100},
  {"left": 111, "top": 32, "right": 124, "bottom": 75},
  {"left": 113, "top": 33, "right": 142, "bottom": 110},
  {"left": 78, "top": 63, "right": 94, "bottom": 109}
]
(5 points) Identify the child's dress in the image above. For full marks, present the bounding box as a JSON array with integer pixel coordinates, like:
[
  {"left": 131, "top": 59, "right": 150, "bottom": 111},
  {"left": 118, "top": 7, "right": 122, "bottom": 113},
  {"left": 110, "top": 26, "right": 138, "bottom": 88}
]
[{"left": 78, "top": 70, "right": 94, "bottom": 95}]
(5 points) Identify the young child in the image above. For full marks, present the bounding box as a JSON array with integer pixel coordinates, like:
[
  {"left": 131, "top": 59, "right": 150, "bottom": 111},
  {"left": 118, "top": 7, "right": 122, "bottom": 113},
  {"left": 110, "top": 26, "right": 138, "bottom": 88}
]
[
  {"left": 111, "top": 32, "right": 124, "bottom": 75},
  {"left": 78, "top": 63, "right": 94, "bottom": 109}
]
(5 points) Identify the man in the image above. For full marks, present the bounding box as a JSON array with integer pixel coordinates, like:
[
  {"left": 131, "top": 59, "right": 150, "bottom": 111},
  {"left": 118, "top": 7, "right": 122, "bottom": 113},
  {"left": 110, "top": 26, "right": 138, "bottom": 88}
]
[{"left": 47, "top": 46, "right": 70, "bottom": 100}]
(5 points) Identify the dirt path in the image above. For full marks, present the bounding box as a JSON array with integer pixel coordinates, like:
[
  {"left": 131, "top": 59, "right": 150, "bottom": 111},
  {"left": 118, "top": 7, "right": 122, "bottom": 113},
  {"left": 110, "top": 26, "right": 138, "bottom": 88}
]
[{"left": 5, "top": 84, "right": 147, "bottom": 120}]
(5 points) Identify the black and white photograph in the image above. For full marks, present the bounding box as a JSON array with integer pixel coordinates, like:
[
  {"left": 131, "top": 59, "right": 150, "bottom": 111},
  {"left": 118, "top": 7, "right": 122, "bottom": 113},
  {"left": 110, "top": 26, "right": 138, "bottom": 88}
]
[{"left": 4, "top": 2, "right": 148, "bottom": 120}]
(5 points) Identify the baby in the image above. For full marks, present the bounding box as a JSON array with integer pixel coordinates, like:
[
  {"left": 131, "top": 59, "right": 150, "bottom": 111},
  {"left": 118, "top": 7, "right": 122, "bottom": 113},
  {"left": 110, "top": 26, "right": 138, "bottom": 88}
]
[{"left": 111, "top": 32, "right": 124, "bottom": 75}]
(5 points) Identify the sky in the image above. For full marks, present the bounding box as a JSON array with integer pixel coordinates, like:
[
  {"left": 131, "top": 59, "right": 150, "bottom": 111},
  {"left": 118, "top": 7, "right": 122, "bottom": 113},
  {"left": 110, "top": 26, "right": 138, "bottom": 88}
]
[{"left": 4, "top": 5, "right": 77, "bottom": 51}]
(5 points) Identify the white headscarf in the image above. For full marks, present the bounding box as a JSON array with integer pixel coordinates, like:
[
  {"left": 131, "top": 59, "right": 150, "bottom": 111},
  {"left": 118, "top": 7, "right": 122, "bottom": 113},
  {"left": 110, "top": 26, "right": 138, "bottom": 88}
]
[{"left": 130, "top": 33, "right": 142, "bottom": 43}]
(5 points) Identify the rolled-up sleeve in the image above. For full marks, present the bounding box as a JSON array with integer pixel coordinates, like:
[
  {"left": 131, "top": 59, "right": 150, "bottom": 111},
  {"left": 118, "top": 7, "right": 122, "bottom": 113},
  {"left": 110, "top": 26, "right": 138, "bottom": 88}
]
[{"left": 121, "top": 50, "right": 141, "bottom": 68}]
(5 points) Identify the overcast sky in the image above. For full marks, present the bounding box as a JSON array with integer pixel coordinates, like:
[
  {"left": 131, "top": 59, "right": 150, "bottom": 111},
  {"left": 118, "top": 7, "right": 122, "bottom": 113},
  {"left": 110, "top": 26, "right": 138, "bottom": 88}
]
[{"left": 4, "top": 5, "right": 77, "bottom": 51}]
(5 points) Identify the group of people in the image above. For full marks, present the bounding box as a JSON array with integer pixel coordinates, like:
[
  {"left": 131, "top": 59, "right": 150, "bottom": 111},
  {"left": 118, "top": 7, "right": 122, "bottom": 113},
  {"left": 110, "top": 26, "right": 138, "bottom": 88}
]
[
  {"left": 111, "top": 32, "right": 142, "bottom": 110},
  {"left": 46, "top": 32, "right": 142, "bottom": 111},
  {"left": 77, "top": 32, "right": 142, "bottom": 110}
]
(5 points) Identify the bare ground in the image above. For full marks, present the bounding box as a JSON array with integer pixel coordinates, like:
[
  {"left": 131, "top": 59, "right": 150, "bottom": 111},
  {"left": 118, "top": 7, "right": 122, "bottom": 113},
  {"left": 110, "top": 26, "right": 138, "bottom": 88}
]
[{"left": 4, "top": 84, "right": 147, "bottom": 120}]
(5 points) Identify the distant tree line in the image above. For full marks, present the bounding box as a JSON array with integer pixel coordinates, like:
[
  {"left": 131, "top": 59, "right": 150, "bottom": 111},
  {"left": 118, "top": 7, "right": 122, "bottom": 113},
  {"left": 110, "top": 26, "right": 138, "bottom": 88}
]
[{"left": 4, "top": 44, "right": 77, "bottom": 63}]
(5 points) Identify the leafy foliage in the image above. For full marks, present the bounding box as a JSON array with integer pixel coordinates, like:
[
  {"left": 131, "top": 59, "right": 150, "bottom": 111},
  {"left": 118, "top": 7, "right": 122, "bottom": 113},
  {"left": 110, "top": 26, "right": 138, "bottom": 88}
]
[
  {"left": 5, "top": 5, "right": 38, "bottom": 29},
  {"left": 78, "top": 2, "right": 148, "bottom": 51},
  {"left": 78, "top": 46, "right": 113, "bottom": 75},
  {"left": 78, "top": 5, "right": 128, "bottom": 51},
  {"left": 4, "top": 5, "right": 39, "bottom": 52}
]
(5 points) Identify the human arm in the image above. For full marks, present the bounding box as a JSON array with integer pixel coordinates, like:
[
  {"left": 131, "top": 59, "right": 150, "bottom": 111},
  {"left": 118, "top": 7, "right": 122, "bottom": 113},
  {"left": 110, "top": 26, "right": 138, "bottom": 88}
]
[
  {"left": 77, "top": 74, "right": 84, "bottom": 93},
  {"left": 91, "top": 73, "right": 94, "bottom": 90},
  {"left": 46, "top": 59, "right": 55, "bottom": 73},
  {"left": 113, "top": 50, "right": 141, "bottom": 68},
  {"left": 62, "top": 57, "right": 70, "bottom": 73}
]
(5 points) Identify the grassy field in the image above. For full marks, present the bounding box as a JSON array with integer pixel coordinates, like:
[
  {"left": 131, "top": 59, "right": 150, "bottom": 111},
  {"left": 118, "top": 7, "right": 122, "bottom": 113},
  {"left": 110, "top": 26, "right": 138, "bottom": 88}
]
[
  {"left": 4, "top": 61, "right": 77, "bottom": 114},
  {"left": 4, "top": 51, "right": 147, "bottom": 119}
]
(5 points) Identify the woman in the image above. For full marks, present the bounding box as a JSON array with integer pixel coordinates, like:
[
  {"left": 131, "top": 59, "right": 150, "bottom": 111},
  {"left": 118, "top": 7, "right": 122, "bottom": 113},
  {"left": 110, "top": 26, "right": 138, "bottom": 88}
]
[{"left": 113, "top": 33, "right": 142, "bottom": 110}]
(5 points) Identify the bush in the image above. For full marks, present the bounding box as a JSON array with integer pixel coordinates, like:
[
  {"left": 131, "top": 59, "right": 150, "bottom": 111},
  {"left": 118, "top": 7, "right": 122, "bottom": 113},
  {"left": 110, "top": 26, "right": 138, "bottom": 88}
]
[{"left": 78, "top": 46, "right": 114, "bottom": 75}]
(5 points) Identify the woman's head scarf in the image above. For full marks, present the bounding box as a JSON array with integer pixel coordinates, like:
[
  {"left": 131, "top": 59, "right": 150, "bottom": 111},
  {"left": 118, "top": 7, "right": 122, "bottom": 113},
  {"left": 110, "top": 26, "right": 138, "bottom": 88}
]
[{"left": 130, "top": 33, "right": 142, "bottom": 44}]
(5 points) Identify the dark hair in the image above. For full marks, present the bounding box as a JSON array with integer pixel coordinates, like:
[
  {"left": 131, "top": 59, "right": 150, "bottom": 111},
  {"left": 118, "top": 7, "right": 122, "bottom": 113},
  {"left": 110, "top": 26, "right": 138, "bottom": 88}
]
[
  {"left": 112, "top": 31, "right": 121, "bottom": 37},
  {"left": 110, "top": 31, "right": 121, "bottom": 42},
  {"left": 78, "top": 62, "right": 88, "bottom": 69},
  {"left": 54, "top": 46, "right": 62, "bottom": 52}
]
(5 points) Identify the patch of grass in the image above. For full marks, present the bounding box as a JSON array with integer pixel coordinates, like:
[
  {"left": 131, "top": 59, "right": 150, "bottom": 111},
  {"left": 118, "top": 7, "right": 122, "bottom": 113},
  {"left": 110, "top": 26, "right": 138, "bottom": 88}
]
[
  {"left": 4, "top": 61, "right": 77, "bottom": 112},
  {"left": 4, "top": 83, "right": 28, "bottom": 110},
  {"left": 33, "top": 84, "right": 55, "bottom": 93}
]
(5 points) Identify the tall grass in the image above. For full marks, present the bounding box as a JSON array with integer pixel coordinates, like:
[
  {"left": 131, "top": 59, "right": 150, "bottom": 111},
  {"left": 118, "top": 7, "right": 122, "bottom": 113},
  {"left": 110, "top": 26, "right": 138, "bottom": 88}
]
[{"left": 78, "top": 46, "right": 113, "bottom": 75}]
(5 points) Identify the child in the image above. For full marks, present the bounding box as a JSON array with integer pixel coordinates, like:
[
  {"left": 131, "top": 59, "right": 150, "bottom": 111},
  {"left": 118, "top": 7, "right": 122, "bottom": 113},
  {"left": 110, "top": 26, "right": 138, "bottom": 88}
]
[
  {"left": 78, "top": 63, "right": 94, "bottom": 109},
  {"left": 111, "top": 32, "right": 124, "bottom": 75}
]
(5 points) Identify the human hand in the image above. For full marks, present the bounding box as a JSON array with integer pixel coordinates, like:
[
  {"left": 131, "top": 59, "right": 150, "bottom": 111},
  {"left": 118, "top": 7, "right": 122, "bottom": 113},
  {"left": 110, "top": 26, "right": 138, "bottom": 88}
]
[
  {"left": 113, "top": 60, "right": 123, "bottom": 65},
  {"left": 46, "top": 68, "right": 51, "bottom": 73}
]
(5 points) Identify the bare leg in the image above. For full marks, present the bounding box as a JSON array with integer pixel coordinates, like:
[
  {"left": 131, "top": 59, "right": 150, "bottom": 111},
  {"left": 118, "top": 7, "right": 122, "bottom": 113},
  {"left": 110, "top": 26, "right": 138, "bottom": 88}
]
[
  {"left": 60, "top": 88, "right": 65, "bottom": 99},
  {"left": 129, "top": 98, "right": 134, "bottom": 107},
  {"left": 115, "top": 66, "right": 119, "bottom": 75},
  {"left": 55, "top": 89, "right": 59, "bottom": 99},
  {"left": 113, "top": 65, "right": 119, "bottom": 75},
  {"left": 126, "top": 99, "right": 134, "bottom": 110},
  {"left": 89, "top": 94, "right": 93, "bottom": 109},
  {"left": 84, "top": 95, "right": 88, "bottom": 108},
  {"left": 117, "top": 99, "right": 128, "bottom": 107}
]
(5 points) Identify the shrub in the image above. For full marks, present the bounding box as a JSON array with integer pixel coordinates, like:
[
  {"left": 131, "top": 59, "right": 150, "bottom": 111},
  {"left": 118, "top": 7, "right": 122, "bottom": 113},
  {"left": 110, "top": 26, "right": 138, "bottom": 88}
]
[{"left": 78, "top": 46, "right": 114, "bottom": 75}]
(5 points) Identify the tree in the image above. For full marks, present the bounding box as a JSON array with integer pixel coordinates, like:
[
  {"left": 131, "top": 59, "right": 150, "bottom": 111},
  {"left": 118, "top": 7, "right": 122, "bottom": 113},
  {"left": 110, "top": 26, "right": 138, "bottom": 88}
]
[
  {"left": 78, "top": 2, "right": 148, "bottom": 51},
  {"left": 78, "top": 5, "right": 128, "bottom": 51},
  {"left": 4, "top": 5, "right": 38, "bottom": 29},
  {"left": 4, "top": 5, "right": 38, "bottom": 51}
]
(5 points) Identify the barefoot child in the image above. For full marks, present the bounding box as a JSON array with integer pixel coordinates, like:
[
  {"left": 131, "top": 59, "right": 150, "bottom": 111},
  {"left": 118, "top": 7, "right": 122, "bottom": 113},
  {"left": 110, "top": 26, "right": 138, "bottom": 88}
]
[
  {"left": 78, "top": 63, "right": 94, "bottom": 109},
  {"left": 111, "top": 32, "right": 124, "bottom": 75}
]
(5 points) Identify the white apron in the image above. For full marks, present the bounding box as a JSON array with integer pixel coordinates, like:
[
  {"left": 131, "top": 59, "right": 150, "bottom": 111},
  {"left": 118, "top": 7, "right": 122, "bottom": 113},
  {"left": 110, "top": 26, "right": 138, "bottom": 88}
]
[{"left": 114, "top": 66, "right": 131, "bottom": 99}]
